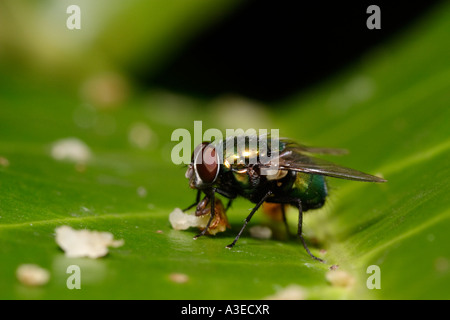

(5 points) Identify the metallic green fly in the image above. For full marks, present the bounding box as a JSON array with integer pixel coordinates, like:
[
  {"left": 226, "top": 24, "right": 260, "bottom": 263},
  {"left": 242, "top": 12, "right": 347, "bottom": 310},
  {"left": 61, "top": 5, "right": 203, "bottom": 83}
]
[{"left": 183, "top": 135, "right": 386, "bottom": 262}]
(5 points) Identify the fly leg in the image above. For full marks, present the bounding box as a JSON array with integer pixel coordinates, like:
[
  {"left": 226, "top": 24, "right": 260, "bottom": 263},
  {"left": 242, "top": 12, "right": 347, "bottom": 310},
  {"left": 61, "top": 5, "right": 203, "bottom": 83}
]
[
  {"left": 280, "top": 204, "right": 292, "bottom": 238},
  {"left": 226, "top": 191, "right": 272, "bottom": 249},
  {"left": 193, "top": 187, "right": 236, "bottom": 240},
  {"left": 266, "top": 197, "right": 324, "bottom": 262},
  {"left": 225, "top": 199, "right": 233, "bottom": 212},
  {"left": 193, "top": 191, "right": 215, "bottom": 240},
  {"left": 295, "top": 199, "right": 324, "bottom": 262},
  {"left": 183, "top": 190, "right": 201, "bottom": 212}
]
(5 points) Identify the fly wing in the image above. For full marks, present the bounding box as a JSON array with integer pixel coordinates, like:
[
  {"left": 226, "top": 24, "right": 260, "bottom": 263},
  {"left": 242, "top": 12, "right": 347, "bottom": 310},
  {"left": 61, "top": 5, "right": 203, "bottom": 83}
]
[
  {"left": 266, "top": 143, "right": 386, "bottom": 183},
  {"left": 281, "top": 139, "right": 349, "bottom": 156}
]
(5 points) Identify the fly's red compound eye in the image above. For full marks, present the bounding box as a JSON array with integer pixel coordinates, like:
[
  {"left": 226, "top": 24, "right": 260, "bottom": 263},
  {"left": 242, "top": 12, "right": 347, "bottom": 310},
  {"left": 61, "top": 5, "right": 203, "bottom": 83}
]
[
  {"left": 191, "top": 142, "right": 208, "bottom": 162},
  {"left": 193, "top": 143, "right": 219, "bottom": 184}
]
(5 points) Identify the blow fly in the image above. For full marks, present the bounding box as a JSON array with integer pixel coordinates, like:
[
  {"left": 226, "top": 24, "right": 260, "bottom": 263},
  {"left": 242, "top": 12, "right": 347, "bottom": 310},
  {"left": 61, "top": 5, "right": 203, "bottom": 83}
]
[{"left": 183, "top": 135, "right": 386, "bottom": 261}]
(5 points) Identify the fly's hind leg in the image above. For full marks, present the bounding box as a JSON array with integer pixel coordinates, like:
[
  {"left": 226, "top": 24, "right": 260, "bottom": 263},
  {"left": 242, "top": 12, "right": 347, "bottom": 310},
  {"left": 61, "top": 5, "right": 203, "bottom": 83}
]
[
  {"left": 280, "top": 204, "right": 293, "bottom": 238},
  {"left": 266, "top": 197, "right": 324, "bottom": 262},
  {"left": 295, "top": 199, "right": 324, "bottom": 262}
]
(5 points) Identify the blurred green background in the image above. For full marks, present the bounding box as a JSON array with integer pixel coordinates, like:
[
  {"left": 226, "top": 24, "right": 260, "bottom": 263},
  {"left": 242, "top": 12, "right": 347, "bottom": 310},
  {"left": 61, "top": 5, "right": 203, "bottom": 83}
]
[{"left": 0, "top": 1, "right": 449, "bottom": 299}]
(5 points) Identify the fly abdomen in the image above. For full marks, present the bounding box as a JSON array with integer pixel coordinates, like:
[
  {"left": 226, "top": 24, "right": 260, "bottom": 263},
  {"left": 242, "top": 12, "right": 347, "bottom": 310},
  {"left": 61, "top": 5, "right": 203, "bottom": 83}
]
[{"left": 290, "top": 172, "right": 327, "bottom": 211}]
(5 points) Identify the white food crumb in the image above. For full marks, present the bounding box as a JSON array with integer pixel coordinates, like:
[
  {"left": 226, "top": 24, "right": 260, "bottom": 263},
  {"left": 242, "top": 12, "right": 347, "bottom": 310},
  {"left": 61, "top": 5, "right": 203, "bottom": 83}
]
[
  {"left": 137, "top": 186, "right": 147, "bottom": 198},
  {"left": 249, "top": 225, "right": 272, "bottom": 239},
  {"left": 325, "top": 269, "right": 355, "bottom": 288},
  {"left": 55, "top": 225, "right": 124, "bottom": 258},
  {"left": 51, "top": 138, "right": 92, "bottom": 163},
  {"left": 169, "top": 206, "right": 229, "bottom": 235},
  {"left": 169, "top": 208, "right": 202, "bottom": 230},
  {"left": 16, "top": 264, "right": 50, "bottom": 287},
  {"left": 265, "top": 284, "right": 306, "bottom": 300},
  {"left": 169, "top": 273, "right": 189, "bottom": 284}
]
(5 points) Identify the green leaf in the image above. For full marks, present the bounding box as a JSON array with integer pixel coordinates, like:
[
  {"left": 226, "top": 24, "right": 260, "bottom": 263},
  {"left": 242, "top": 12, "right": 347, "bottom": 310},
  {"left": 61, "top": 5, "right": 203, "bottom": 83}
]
[{"left": 1, "top": 2, "right": 449, "bottom": 300}]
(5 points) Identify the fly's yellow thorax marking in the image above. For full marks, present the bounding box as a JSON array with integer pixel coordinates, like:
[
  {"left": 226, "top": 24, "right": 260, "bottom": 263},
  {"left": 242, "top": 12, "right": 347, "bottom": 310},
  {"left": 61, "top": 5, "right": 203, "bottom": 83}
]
[{"left": 233, "top": 171, "right": 249, "bottom": 185}]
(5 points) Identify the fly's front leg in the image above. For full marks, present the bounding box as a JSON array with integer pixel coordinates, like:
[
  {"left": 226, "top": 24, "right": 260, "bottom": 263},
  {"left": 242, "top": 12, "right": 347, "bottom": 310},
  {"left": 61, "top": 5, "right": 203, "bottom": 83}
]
[
  {"left": 193, "top": 187, "right": 235, "bottom": 240},
  {"left": 193, "top": 189, "right": 216, "bottom": 240}
]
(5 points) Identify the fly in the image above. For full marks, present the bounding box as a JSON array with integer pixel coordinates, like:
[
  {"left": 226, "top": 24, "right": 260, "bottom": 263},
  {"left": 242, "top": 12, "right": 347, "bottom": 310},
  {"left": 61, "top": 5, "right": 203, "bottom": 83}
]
[{"left": 182, "top": 135, "right": 386, "bottom": 262}]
